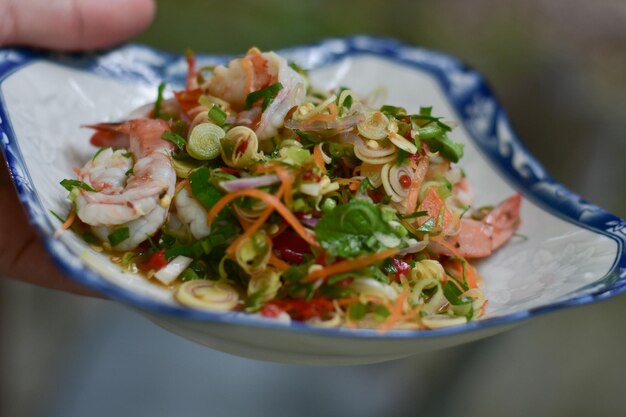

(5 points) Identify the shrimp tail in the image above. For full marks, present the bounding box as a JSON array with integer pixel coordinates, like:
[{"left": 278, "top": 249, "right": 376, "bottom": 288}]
[
  {"left": 432, "top": 193, "right": 522, "bottom": 259},
  {"left": 84, "top": 122, "right": 131, "bottom": 148}
]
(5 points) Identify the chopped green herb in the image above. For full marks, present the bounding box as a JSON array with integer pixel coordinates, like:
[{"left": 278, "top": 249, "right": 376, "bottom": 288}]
[
  {"left": 373, "top": 304, "right": 390, "bottom": 319},
  {"left": 188, "top": 167, "right": 223, "bottom": 210},
  {"left": 358, "top": 177, "right": 373, "bottom": 194},
  {"left": 161, "top": 131, "right": 186, "bottom": 150},
  {"left": 415, "top": 217, "right": 436, "bottom": 234},
  {"left": 244, "top": 82, "right": 283, "bottom": 110},
  {"left": 348, "top": 302, "right": 367, "bottom": 320},
  {"left": 49, "top": 209, "right": 65, "bottom": 223},
  {"left": 400, "top": 210, "right": 429, "bottom": 220},
  {"left": 380, "top": 104, "right": 407, "bottom": 118},
  {"left": 343, "top": 94, "right": 353, "bottom": 110},
  {"left": 315, "top": 199, "right": 398, "bottom": 258},
  {"left": 60, "top": 179, "right": 96, "bottom": 192},
  {"left": 108, "top": 227, "right": 130, "bottom": 247},
  {"left": 421, "top": 133, "right": 464, "bottom": 163},
  {"left": 153, "top": 82, "right": 166, "bottom": 119}
]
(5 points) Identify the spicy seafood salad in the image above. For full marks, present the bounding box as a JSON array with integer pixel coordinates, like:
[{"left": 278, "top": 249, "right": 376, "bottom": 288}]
[{"left": 58, "top": 48, "right": 521, "bottom": 330}]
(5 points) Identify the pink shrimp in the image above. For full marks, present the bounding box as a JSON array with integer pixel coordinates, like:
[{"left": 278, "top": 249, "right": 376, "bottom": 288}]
[
  {"left": 207, "top": 48, "right": 306, "bottom": 140},
  {"left": 433, "top": 193, "right": 522, "bottom": 258},
  {"left": 75, "top": 119, "right": 176, "bottom": 250}
]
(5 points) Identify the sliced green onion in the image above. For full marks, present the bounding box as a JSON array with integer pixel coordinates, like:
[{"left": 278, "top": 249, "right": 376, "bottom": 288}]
[
  {"left": 172, "top": 158, "right": 205, "bottom": 179},
  {"left": 348, "top": 302, "right": 367, "bottom": 320},
  {"left": 161, "top": 131, "right": 186, "bottom": 150},
  {"left": 108, "top": 227, "right": 130, "bottom": 247},
  {"left": 153, "top": 82, "right": 166, "bottom": 119},
  {"left": 187, "top": 123, "right": 224, "bottom": 160},
  {"left": 60, "top": 179, "right": 95, "bottom": 192},
  {"left": 244, "top": 82, "right": 283, "bottom": 110},
  {"left": 208, "top": 105, "right": 227, "bottom": 126}
]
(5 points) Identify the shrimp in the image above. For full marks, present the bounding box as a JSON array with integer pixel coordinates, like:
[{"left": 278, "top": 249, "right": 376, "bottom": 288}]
[
  {"left": 432, "top": 193, "right": 522, "bottom": 258},
  {"left": 75, "top": 118, "right": 176, "bottom": 250},
  {"left": 208, "top": 48, "right": 306, "bottom": 140},
  {"left": 174, "top": 185, "right": 211, "bottom": 239}
]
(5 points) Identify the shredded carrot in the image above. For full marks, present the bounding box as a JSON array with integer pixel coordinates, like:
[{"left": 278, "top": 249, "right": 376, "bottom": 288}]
[
  {"left": 225, "top": 186, "right": 285, "bottom": 256},
  {"left": 268, "top": 254, "right": 290, "bottom": 271},
  {"left": 251, "top": 163, "right": 295, "bottom": 208},
  {"left": 335, "top": 178, "right": 361, "bottom": 186},
  {"left": 207, "top": 188, "right": 318, "bottom": 247},
  {"left": 273, "top": 165, "right": 294, "bottom": 208},
  {"left": 302, "top": 248, "right": 399, "bottom": 283},
  {"left": 378, "top": 280, "right": 411, "bottom": 332},
  {"left": 54, "top": 210, "right": 76, "bottom": 238},
  {"left": 305, "top": 103, "right": 338, "bottom": 122},
  {"left": 313, "top": 144, "right": 327, "bottom": 173},
  {"left": 404, "top": 156, "right": 429, "bottom": 215},
  {"left": 431, "top": 237, "right": 479, "bottom": 289}
]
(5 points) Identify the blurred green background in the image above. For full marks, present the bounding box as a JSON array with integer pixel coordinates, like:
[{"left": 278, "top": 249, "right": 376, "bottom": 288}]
[
  {"left": 134, "top": 0, "right": 626, "bottom": 215},
  {"left": 2, "top": 1, "right": 625, "bottom": 417}
]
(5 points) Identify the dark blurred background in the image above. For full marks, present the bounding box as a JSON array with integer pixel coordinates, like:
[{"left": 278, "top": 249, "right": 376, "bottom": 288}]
[{"left": 2, "top": 1, "right": 625, "bottom": 416}]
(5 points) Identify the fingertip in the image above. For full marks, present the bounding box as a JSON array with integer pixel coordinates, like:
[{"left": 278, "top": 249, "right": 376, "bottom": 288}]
[
  {"left": 1, "top": 0, "right": 156, "bottom": 51},
  {"left": 74, "top": 0, "right": 157, "bottom": 50}
]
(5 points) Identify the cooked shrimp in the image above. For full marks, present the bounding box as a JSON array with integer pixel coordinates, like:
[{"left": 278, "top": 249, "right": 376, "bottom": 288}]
[
  {"left": 174, "top": 185, "right": 211, "bottom": 239},
  {"left": 208, "top": 48, "right": 306, "bottom": 140},
  {"left": 75, "top": 119, "right": 176, "bottom": 250},
  {"left": 79, "top": 148, "right": 133, "bottom": 195},
  {"left": 433, "top": 193, "right": 522, "bottom": 258}
]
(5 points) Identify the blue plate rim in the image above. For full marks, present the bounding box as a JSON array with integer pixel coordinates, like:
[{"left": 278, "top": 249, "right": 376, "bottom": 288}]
[{"left": 0, "top": 35, "right": 624, "bottom": 340}]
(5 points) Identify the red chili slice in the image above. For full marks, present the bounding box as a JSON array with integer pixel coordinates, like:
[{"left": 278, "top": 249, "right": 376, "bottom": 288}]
[
  {"left": 140, "top": 249, "right": 168, "bottom": 271},
  {"left": 391, "top": 258, "right": 411, "bottom": 281}
]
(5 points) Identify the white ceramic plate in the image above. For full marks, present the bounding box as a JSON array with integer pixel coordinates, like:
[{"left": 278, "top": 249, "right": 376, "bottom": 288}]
[{"left": 1, "top": 37, "right": 624, "bottom": 365}]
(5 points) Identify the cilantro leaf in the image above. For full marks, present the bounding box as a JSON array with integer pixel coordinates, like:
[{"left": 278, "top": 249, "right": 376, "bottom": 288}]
[
  {"left": 421, "top": 134, "right": 464, "bottom": 163},
  {"left": 314, "top": 199, "right": 397, "bottom": 258},
  {"left": 188, "top": 166, "right": 223, "bottom": 210}
]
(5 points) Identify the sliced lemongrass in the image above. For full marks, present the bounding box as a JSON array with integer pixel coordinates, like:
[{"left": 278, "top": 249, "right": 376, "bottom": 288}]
[
  {"left": 388, "top": 131, "right": 418, "bottom": 154},
  {"left": 247, "top": 268, "right": 282, "bottom": 301},
  {"left": 299, "top": 182, "right": 322, "bottom": 196},
  {"left": 176, "top": 280, "right": 239, "bottom": 311},
  {"left": 235, "top": 230, "right": 271, "bottom": 274},
  {"left": 299, "top": 94, "right": 337, "bottom": 119},
  {"left": 172, "top": 158, "right": 204, "bottom": 179},
  {"left": 186, "top": 123, "right": 224, "bottom": 160},
  {"left": 350, "top": 277, "right": 398, "bottom": 301},
  {"left": 361, "top": 163, "right": 383, "bottom": 188},
  {"left": 358, "top": 111, "right": 389, "bottom": 140},
  {"left": 221, "top": 126, "right": 259, "bottom": 168},
  {"left": 410, "top": 259, "right": 446, "bottom": 283},
  {"left": 381, "top": 163, "right": 408, "bottom": 203}
]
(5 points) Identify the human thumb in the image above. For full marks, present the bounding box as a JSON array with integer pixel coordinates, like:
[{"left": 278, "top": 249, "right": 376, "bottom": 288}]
[{"left": 0, "top": 0, "right": 155, "bottom": 51}]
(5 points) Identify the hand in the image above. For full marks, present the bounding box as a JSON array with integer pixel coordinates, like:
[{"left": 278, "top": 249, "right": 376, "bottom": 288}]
[
  {"left": 0, "top": 0, "right": 155, "bottom": 295},
  {"left": 0, "top": 0, "right": 155, "bottom": 51}
]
